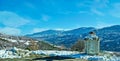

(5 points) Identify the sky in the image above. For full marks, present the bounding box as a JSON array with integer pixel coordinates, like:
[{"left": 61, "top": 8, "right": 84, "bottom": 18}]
[{"left": 0, "top": 0, "right": 120, "bottom": 35}]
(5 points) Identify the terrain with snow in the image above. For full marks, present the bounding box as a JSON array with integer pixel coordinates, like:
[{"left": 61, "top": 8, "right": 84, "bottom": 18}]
[
  {"left": 0, "top": 47, "right": 120, "bottom": 61},
  {"left": 0, "top": 25, "right": 120, "bottom": 61},
  {"left": 26, "top": 25, "right": 120, "bottom": 52},
  {"left": 0, "top": 33, "right": 59, "bottom": 50}
]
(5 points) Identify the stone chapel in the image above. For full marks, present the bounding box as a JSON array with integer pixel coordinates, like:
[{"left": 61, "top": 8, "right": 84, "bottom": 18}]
[{"left": 84, "top": 31, "right": 100, "bottom": 55}]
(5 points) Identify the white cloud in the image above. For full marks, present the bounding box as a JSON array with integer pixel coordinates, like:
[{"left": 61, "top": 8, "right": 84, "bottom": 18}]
[
  {"left": 109, "top": 3, "right": 120, "bottom": 18},
  {"left": 41, "top": 15, "right": 50, "bottom": 21},
  {"left": 77, "top": 0, "right": 109, "bottom": 8},
  {"left": 77, "top": 0, "right": 107, "bottom": 16},
  {"left": 91, "top": 8, "right": 105, "bottom": 16},
  {"left": 0, "top": 27, "right": 21, "bottom": 35},
  {"left": 94, "top": 0, "right": 109, "bottom": 8},
  {"left": 0, "top": 11, "right": 30, "bottom": 27}
]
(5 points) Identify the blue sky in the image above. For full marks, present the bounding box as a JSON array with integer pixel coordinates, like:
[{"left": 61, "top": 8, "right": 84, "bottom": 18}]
[{"left": 0, "top": 0, "right": 120, "bottom": 35}]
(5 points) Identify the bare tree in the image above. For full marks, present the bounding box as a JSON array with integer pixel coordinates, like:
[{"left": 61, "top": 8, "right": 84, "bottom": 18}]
[{"left": 71, "top": 39, "right": 85, "bottom": 52}]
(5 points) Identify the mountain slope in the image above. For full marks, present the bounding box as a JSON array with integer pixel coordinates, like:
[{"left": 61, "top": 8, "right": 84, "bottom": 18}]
[
  {"left": 26, "top": 27, "right": 95, "bottom": 47},
  {"left": 0, "top": 33, "right": 58, "bottom": 50},
  {"left": 97, "top": 25, "right": 120, "bottom": 51},
  {"left": 26, "top": 25, "right": 120, "bottom": 52}
]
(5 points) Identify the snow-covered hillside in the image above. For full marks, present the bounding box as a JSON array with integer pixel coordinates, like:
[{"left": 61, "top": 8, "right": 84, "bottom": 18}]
[{"left": 0, "top": 33, "right": 58, "bottom": 50}]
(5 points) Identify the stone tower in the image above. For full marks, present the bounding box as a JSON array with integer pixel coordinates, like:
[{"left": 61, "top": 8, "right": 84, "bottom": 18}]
[{"left": 84, "top": 31, "right": 100, "bottom": 55}]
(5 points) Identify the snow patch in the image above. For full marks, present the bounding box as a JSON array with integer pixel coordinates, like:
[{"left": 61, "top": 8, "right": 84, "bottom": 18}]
[
  {"left": 0, "top": 47, "right": 30, "bottom": 58},
  {"left": 24, "top": 41, "right": 30, "bottom": 45},
  {"left": 32, "top": 50, "right": 79, "bottom": 56}
]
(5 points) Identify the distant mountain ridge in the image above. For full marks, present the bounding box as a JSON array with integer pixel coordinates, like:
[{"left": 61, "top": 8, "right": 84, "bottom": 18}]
[
  {"left": 26, "top": 27, "right": 95, "bottom": 38},
  {"left": 97, "top": 25, "right": 120, "bottom": 52},
  {"left": 26, "top": 25, "right": 120, "bottom": 52}
]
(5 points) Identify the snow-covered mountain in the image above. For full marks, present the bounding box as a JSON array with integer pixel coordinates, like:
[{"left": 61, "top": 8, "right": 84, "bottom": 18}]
[{"left": 26, "top": 25, "right": 120, "bottom": 52}]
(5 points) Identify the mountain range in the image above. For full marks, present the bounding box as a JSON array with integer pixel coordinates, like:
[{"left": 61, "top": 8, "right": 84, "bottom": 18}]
[{"left": 26, "top": 25, "right": 120, "bottom": 52}]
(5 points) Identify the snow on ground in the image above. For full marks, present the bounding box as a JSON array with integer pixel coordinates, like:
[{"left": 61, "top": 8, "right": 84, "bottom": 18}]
[
  {"left": 0, "top": 37, "right": 27, "bottom": 43},
  {"left": 0, "top": 47, "right": 79, "bottom": 58},
  {"left": 32, "top": 50, "right": 79, "bottom": 56},
  {"left": 32, "top": 50, "right": 120, "bottom": 61},
  {"left": 0, "top": 49, "right": 21, "bottom": 58},
  {"left": 0, "top": 37, "right": 30, "bottom": 45},
  {"left": 19, "top": 40, "right": 25, "bottom": 42},
  {"left": 24, "top": 41, "right": 30, "bottom": 45},
  {"left": 64, "top": 54, "right": 120, "bottom": 61},
  {"left": 0, "top": 47, "right": 30, "bottom": 58},
  {"left": 7, "top": 39, "right": 17, "bottom": 42},
  {"left": 0, "top": 47, "right": 120, "bottom": 61},
  {"left": 0, "top": 37, "right": 17, "bottom": 42}
]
